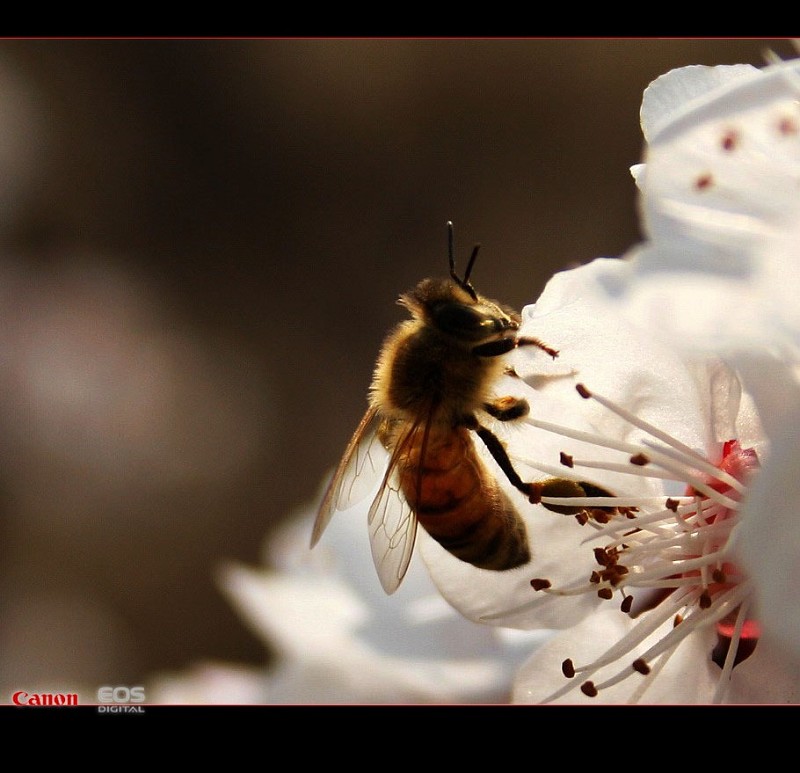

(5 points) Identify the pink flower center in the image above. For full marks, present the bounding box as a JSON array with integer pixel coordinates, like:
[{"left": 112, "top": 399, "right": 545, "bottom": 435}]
[{"left": 691, "top": 440, "right": 761, "bottom": 668}]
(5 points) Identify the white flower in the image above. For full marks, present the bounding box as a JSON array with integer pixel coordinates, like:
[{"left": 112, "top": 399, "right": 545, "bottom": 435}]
[
  {"left": 589, "top": 55, "right": 800, "bottom": 660},
  {"left": 422, "top": 258, "right": 800, "bottom": 703},
  {"left": 149, "top": 495, "right": 549, "bottom": 704}
]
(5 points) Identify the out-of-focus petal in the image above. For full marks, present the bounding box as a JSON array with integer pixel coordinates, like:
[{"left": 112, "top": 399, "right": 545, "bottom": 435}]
[
  {"left": 150, "top": 662, "right": 269, "bottom": 705},
  {"left": 597, "top": 58, "right": 800, "bottom": 360},
  {"left": 204, "top": 500, "right": 550, "bottom": 704},
  {"left": 639, "top": 64, "right": 759, "bottom": 142},
  {"left": 736, "top": 400, "right": 800, "bottom": 658}
]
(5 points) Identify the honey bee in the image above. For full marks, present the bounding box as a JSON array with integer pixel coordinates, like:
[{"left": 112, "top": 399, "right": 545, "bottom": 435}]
[{"left": 311, "top": 222, "right": 558, "bottom": 594}]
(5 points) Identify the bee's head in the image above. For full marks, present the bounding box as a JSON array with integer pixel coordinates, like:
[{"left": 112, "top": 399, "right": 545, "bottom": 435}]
[{"left": 399, "top": 222, "right": 520, "bottom": 346}]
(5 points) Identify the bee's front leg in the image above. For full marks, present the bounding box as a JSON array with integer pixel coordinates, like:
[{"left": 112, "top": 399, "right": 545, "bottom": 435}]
[{"left": 515, "top": 336, "right": 559, "bottom": 359}]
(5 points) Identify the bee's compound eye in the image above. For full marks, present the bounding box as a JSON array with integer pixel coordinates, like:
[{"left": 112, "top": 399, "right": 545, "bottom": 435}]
[{"left": 434, "top": 302, "right": 499, "bottom": 341}]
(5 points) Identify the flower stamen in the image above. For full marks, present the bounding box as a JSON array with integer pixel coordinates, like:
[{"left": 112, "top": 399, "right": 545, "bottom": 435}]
[{"left": 512, "top": 382, "right": 760, "bottom": 702}]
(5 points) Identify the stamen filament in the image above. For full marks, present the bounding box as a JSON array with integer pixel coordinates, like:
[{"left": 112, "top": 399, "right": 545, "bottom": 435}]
[
  {"left": 615, "top": 552, "right": 731, "bottom": 586},
  {"left": 626, "top": 647, "right": 674, "bottom": 704},
  {"left": 579, "top": 386, "right": 712, "bottom": 466},
  {"left": 540, "top": 495, "right": 685, "bottom": 509},
  {"left": 538, "top": 591, "right": 698, "bottom": 704},
  {"left": 640, "top": 438, "right": 746, "bottom": 495},
  {"left": 626, "top": 575, "right": 745, "bottom": 589},
  {"left": 584, "top": 584, "right": 748, "bottom": 700},
  {"left": 508, "top": 456, "right": 614, "bottom": 490},
  {"left": 712, "top": 595, "right": 752, "bottom": 704},
  {"left": 564, "top": 458, "right": 693, "bottom": 482},
  {"left": 633, "top": 583, "right": 750, "bottom": 666},
  {"left": 542, "top": 595, "right": 702, "bottom": 705},
  {"left": 633, "top": 450, "right": 741, "bottom": 510},
  {"left": 586, "top": 499, "right": 712, "bottom": 537},
  {"left": 607, "top": 523, "right": 735, "bottom": 556},
  {"left": 571, "top": 589, "right": 697, "bottom": 674},
  {"left": 522, "top": 416, "right": 650, "bottom": 457},
  {"left": 539, "top": 582, "right": 605, "bottom": 597}
]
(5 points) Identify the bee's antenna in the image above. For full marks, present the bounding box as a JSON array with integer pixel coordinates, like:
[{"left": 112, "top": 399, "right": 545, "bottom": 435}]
[
  {"left": 446, "top": 220, "right": 478, "bottom": 300},
  {"left": 463, "top": 244, "right": 480, "bottom": 285},
  {"left": 447, "top": 220, "right": 456, "bottom": 276}
]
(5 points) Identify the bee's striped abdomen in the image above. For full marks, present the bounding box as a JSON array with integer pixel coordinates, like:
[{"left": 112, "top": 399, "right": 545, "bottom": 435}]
[{"left": 398, "top": 426, "right": 530, "bottom": 570}]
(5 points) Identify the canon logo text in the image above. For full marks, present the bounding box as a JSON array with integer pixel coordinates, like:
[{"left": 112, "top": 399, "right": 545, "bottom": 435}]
[{"left": 12, "top": 691, "right": 78, "bottom": 706}]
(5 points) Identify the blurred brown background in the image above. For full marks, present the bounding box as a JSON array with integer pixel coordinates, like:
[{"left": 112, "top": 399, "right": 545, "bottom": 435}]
[{"left": 0, "top": 38, "right": 790, "bottom": 695}]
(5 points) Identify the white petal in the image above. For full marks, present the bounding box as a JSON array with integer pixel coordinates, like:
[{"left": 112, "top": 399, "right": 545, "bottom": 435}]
[
  {"left": 640, "top": 64, "right": 760, "bottom": 142},
  {"left": 594, "top": 242, "right": 798, "bottom": 362},
  {"left": 521, "top": 258, "right": 722, "bottom": 452}
]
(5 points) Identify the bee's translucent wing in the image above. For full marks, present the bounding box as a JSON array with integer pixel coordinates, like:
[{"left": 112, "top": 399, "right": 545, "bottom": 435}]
[
  {"left": 313, "top": 406, "right": 427, "bottom": 595},
  {"left": 367, "top": 422, "right": 422, "bottom": 595},
  {"left": 311, "top": 405, "right": 387, "bottom": 548}
]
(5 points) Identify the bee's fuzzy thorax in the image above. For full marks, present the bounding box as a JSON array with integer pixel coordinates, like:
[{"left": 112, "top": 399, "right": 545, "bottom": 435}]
[{"left": 369, "top": 318, "right": 504, "bottom": 425}]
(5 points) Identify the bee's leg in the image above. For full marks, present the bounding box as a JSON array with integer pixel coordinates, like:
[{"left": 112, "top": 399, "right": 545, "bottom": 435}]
[
  {"left": 472, "top": 337, "right": 558, "bottom": 359},
  {"left": 461, "top": 414, "right": 535, "bottom": 501},
  {"left": 515, "top": 336, "right": 559, "bottom": 359},
  {"left": 483, "top": 396, "right": 529, "bottom": 422},
  {"left": 466, "top": 412, "right": 619, "bottom": 513}
]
